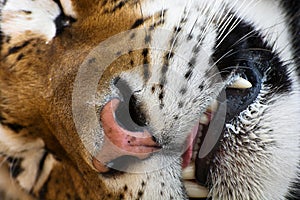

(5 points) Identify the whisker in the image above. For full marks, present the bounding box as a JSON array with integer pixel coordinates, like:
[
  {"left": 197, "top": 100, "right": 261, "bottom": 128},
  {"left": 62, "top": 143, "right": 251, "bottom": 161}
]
[
  {"left": 168, "top": 0, "right": 192, "bottom": 56},
  {"left": 216, "top": 0, "right": 258, "bottom": 48}
]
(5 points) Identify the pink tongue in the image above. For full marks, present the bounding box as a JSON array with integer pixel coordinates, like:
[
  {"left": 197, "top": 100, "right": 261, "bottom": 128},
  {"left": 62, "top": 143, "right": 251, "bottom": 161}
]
[{"left": 182, "top": 123, "right": 199, "bottom": 168}]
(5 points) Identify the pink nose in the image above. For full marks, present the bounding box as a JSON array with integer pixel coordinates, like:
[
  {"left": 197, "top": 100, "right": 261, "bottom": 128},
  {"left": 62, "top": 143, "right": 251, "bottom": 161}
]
[{"left": 92, "top": 99, "right": 161, "bottom": 172}]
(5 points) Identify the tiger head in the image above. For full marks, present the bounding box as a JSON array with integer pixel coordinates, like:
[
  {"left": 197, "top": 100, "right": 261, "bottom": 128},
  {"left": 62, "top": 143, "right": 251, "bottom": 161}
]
[{"left": 1, "top": 0, "right": 299, "bottom": 199}]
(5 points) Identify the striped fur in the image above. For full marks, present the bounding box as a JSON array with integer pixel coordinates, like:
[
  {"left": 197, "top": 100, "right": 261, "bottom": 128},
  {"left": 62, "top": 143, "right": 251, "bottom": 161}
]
[{"left": 0, "top": 0, "right": 299, "bottom": 199}]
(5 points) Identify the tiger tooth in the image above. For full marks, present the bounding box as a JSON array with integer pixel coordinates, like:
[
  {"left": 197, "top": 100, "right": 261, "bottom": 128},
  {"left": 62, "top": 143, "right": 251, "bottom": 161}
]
[
  {"left": 182, "top": 162, "right": 195, "bottom": 180},
  {"left": 199, "top": 114, "right": 209, "bottom": 125},
  {"left": 207, "top": 100, "right": 218, "bottom": 112},
  {"left": 227, "top": 77, "right": 252, "bottom": 89},
  {"left": 184, "top": 180, "right": 209, "bottom": 198}
]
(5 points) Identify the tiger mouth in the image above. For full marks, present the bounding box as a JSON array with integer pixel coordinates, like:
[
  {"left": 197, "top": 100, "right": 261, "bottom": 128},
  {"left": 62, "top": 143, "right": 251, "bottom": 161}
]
[
  {"left": 182, "top": 100, "right": 219, "bottom": 198},
  {"left": 182, "top": 75, "right": 258, "bottom": 198},
  {"left": 92, "top": 75, "right": 255, "bottom": 198}
]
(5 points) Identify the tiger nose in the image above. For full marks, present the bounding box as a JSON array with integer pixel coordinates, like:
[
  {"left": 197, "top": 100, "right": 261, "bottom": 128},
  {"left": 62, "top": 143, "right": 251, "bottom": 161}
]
[{"left": 92, "top": 99, "right": 161, "bottom": 173}]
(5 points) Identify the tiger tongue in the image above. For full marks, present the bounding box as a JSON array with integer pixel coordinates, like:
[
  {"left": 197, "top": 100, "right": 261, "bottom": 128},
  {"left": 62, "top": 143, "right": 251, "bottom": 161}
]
[{"left": 182, "top": 123, "right": 199, "bottom": 168}]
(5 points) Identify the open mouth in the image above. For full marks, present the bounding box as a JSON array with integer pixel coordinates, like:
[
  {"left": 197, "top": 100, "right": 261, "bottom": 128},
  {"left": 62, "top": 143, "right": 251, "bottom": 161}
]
[
  {"left": 182, "top": 99, "right": 220, "bottom": 199},
  {"left": 182, "top": 74, "right": 259, "bottom": 199},
  {"left": 93, "top": 70, "right": 259, "bottom": 198}
]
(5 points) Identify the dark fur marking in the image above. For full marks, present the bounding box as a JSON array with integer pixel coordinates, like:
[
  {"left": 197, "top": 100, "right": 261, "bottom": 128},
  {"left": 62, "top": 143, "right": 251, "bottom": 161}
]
[
  {"left": 131, "top": 18, "right": 144, "bottom": 29},
  {"left": 179, "top": 88, "right": 187, "bottom": 95},
  {"left": 36, "top": 152, "right": 48, "bottom": 182},
  {"left": 281, "top": 0, "right": 300, "bottom": 77},
  {"left": 8, "top": 41, "right": 30, "bottom": 55},
  {"left": 145, "top": 34, "right": 151, "bottom": 43},
  {"left": 174, "top": 26, "right": 182, "bottom": 33},
  {"left": 22, "top": 10, "right": 32, "bottom": 14},
  {"left": 178, "top": 101, "right": 183, "bottom": 108},
  {"left": 116, "top": 51, "right": 122, "bottom": 56},
  {"left": 88, "top": 57, "right": 96, "bottom": 64},
  {"left": 165, "top": 51, "right": 174, "bottom": 59},
  {"left": 192, "top": 45, "right": 201, "bottom": 54},
  {"left": 213, "top": 15, "right": 292, "bottom": 94},
  {"left": 189, "top": 57, "right": 196, "bottom": 67},
  {"left": 151, "top": 86, "right": 155, "bottom": 93},
  {"left": 8, "top": 157, "right": 24, "bottom": 178},
  {"left": 123, "top": 185, "right": 128, "bottom": 191},
  {"left": 53, "top": 0, "right": 76, "bottom": 35},
  {"left": 187, "top": 34, "right": 193, "bottom": 40},
  {"left": 142, "top": 48, "right": 150, "bottom": 80},
  {"left": 130, "top": 32, "right": 136, "bottom": 39},
  {"left": 5, "top": 36, "right": 11, "bottom": 43},
  {"left": 142, "top": 48, "right": 148, "bottom": 57},
  {"left": 2, "top": 122, "right": 25, "bottom": 133},
  {"left": 112, "top": 1, "right": 126, "bottom": 12},
  {"left": 130, "top": 60, "right": 134, "bottom": 66},
  {"left": 141, "top": 181, "right": 146, "bottom": 187},
  {"left": 199, "top": 84, "right": 204, "bottom": 91},
  {"left": 184, "top": 69, "right": 193, "bottom": 80},
  {"left": 138, "top": 190, "right": 143, "bottom": 197},
  {"left": 17, "top": 53, "right": 24, "bottom": 61},
  {"left": 159, "top": 92, "right": 164, "bottom": 100}
]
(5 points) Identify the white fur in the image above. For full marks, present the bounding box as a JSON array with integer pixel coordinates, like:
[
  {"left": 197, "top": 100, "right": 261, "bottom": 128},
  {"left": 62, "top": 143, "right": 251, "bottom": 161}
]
[
  {"left": 60, "top": 0, "right": 77, "bottom": 18},
  {"left": 1, "top": 0, "right": 61, "bottom": 43}
]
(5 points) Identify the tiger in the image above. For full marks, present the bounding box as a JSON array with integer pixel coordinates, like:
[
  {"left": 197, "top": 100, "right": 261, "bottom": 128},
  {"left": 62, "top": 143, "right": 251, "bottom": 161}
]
[{"left": 0, "top": 0, "right": 299, "bottom": 199}]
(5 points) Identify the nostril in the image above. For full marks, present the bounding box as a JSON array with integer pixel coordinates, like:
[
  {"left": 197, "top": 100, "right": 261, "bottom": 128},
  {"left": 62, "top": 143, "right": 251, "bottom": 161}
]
[
  {"left": 113, "top": 78, "right": 147, "bottom": 132},
  {"left": 115, "top": 94, "right": 147, "bottom": 132},
  {"left": 129, "top": 94, "right": 147, "bottom": 127}
]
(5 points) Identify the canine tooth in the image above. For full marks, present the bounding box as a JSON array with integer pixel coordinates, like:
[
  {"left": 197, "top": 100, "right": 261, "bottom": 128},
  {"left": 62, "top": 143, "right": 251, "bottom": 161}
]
[
  {"left": 228, "top": 77, "right": 252, "bottom": 89},
  {"left": 207, "top": 100, "right": 218, "bottom": 112},
  {"left": 198, "top": 125, "right": 203, "bottom": 136},
  {"left": 182, "top": 162, "right": 195, "bottom": 180},
  {"left": 199, "top": 114, "right": 209, "bottom": 125},
  {"left": 184, "top": 181, "right": 209, "bottom": 198},
  {"left": 192, "top": 150, "right": 197, "bottom": 159}
]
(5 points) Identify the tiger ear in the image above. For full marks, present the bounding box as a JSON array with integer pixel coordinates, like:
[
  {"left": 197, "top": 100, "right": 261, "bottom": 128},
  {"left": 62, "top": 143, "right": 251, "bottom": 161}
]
[
  {"left": 1, "top": 0, "right": 77, "bottom": 44},
  {"left": 60, "top": 0, "right": 77, "bottom": 19}
]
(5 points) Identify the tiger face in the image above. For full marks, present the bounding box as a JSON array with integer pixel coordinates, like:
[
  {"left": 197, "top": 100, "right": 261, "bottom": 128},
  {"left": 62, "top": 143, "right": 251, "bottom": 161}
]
[{"left": 0, "top": 0, "right": 299, "bottom": 199}]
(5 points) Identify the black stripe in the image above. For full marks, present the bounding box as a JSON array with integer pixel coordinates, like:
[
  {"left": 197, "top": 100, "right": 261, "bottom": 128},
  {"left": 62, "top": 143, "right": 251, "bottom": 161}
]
[
  {"left": 142, "top": 48, "right": 150, "bottom": 81},
  {"left": 103, "top": 0, "right": 129, "bottom": 13},
  {"left": 131, "top": 18, "right": 144, "bottom": 29},
  {"left": 0, "top": 115, "right": 25, "bottom": 133},
  {"left": 53, "top": 0, "right": 76, "bottom": 35},
  {"left": 8, "top": 41, "right": 30, "bottom": 55},
  {"left": 31, "top": 151, "right": 49, "bottom": 193},
  {"left": 281, "top": 0, "right": 300, "bottom": 77},
  {"left": 0, "top": 31, "right": 3, "bottom": 53},
  {"left": 213, "top": 15, "right": 292, "bottom": 95},
  {"left": 7, "top": 156, "right": 24, "bottom": 178},
  {"left": 286, "top": 171, "right": 300, "bottom": 200}
]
